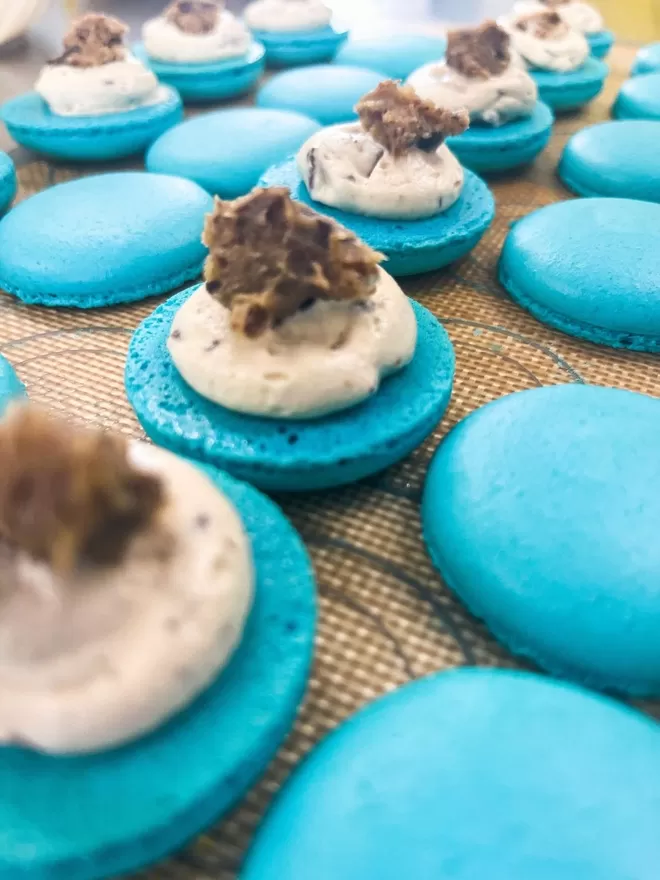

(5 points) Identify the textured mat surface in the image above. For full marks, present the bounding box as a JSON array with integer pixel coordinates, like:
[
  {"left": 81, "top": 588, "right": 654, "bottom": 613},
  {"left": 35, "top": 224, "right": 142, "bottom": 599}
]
[{"left": 1, "top": 45, "right": 657, "bottom": 880}]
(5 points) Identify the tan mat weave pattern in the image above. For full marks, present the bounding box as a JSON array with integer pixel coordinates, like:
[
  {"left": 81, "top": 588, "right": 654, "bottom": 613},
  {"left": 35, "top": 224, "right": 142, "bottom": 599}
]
[{"left": 2, "top": 45, "right": 657, "bottom": 879}]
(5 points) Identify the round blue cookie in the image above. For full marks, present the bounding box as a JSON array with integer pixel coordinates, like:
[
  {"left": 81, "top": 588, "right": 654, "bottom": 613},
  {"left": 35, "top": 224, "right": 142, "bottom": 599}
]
[
  {"left": 0, "top": 354, "right": 26, "bottom": 415},
  {"left": 125, "top": 287, "right": 455, "bottom": 492},
  {"left": 0, "top": 463, "right": 316, "bottom": 880},
  {"left": 260, "top": 158, "right": 495, "bottom": 276},
  {"left": 133, "top": 42, "right": 265, "bottom": 103},
  {"left": 587, "top": 29, "right": 614, "bottom": 60},
  {"left": 531, "top": 57, "right": 608, "bottom": 111},
  {"left": 559, "top": 120, "right": 660, "bottom": 202},
  {"left": 632, "top": 42, "right": 660, "bottom": 76},
  {"left": 499, "top": 197, "right": 660, "bottom": 350},
  {"left": 613, "top": 72, "right": 660, "bottom": 121},
  {"left": 256, "top": 65, "right": 385, "bottom": 125},
  {"left": 250, "top": 25, "right": 348, "bottom": 67},
  {"left": 0, "top": 151, "right": 16, "bottom": 214},
  {"left": 0, "top": 172, "right": 213, "bottom": 309},
  {"left": 334, "top": 34, "right": 447, "bottom": 80},
  {"left": 446, "top": 101, "right": 554, "bottom": 173},
  {"left": 241, "top": 668, "right": 660, "bottom": 880},
  {"left": 422, "top": 385, "right": 660, "bottom": 695},
  {"left": 0, "top": 88, "right": 182, "bottom": 162},
  {"left": 147, "top": 107, "right": 320, "bottom": 199}
]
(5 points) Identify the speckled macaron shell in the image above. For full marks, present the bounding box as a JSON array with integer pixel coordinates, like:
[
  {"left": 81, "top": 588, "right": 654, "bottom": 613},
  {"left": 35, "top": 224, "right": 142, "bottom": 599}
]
[
  {"left": 133, "top": 42, "right": 265, "bottom": 102},
  {"left": 260, "top": 158, "right": 495, "bottom": 276},
  {"left": 241, "top": 668, "right": 660, "bottom": 880},
  {"left": 0, "top": 152, "right": 16, "bottom": 214},
  {"left": 499, "top": 197, "right": 660, "bottom": 350},
  {"left": 613, "top": 73, "right": 660, "bottom": 121},
  {"left": 0, "top": 463, "right": 316, "bottom": 880},
  {"left": 559, "top": 120, "right": 660, "bottom": 202},
  {"left": 250, "top": 25, "right": 348, "bottom": 67},
  {"left": 147, "top": 107, "right": 320, "bottom": 199},
  {"left": 0, "top": 354, "right": 26, "bottom": 416},
  {"left": 0, "top": 88, "right": 183, "bottom": 162},
  {"left": 531, "top": 57, "right": 608, "bottom": 111},
  {"left": 423, "top": 385, "right": 660, "bottom": 695},
  {"left": 334, "top": 34, "right": 447, "bottom": 79},
  {"left": 125, "top": 286, "right": 455, "bottom": 492},
  {"left": 0, "top": 172, "right": 213, "bottom": 308},
  {"left": 587, "top": 29, "right": 614, "bottom": 59},
  {"left": 256, "top": 64, "right": 385, "bottom": 125},
  {"left": 446, "top": 101, "right": 554, "bottom": 173},
  {"left": 632, "top": 42, "right": 660, "bottom": 76}
]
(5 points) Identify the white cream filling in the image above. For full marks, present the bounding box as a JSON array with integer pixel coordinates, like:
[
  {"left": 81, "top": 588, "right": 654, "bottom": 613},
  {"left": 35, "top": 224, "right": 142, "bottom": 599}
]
[
  {"left": 501, "top": 16, "right": 590, "bottom": 71},
  {"left": 168, "top": 271, "right": 417, "bottom": 420},
  {"left": 408, "top": 56, "right": 538, "bottom": 127},
  {"left": 35, "top": 53, "right": 166, "bottom": 117},
  {"left": 512, "top": 1, "right": 604, "bottom": 34},
  {"left": 296, "top": 123, "right": 464, "bottom": 220},
  {"left": 142, "top": 11, "right": 252, "bottom": 63},
  {"left": 244, "top": 0, "right": 332, "bottom": 33},
  {"left": 0, "top": 443, "right": 254, "bottom": 755}
]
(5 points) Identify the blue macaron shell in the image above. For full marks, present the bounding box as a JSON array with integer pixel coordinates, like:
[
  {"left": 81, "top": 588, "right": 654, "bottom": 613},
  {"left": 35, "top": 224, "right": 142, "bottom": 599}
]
[
  {"left": 0, "top": 88, "right": 183, "bottom": 162},
  {"left": 422, "top": 385, "right": 660, "bottom": 695},
  {"left": 446, "top": 101, "right": 554, "bottom": 173},
  {"left": 0, "top": 151, "right": 17, "bottom": 214},
  {"left": 256, "top": 65, "right": 385, "bottom": 125},
  {"left": 0, "top": 354, "right": 26, "bottom": 415},
  {"left": 0, "top": 463, "right": 316, "bottom": 880},
  {"left": 587, "top": 29, "right": 614, "bottom": 59},
  {"left": 147, "top": 107, "right": 320, "bottom": 198},
  {"left": 251, "top": 25, "right": 348, "bottom": 67},
  {"left": 613, "top": 72, "right": 660, "bottom": 121},
  {"left": 125, "top": 286, "right": 455, "bottom": 492},
  {"left": 559, "top": 120, "right": 660, "bottom": 202},
  {"left": 0, "top": 172, "right": 213, "bottom": 308},
  {"left": 632, "top": 42, "right": 660, "bottom": 76},
  {"left": 133, "top": 41, "right": 265, "bottom": 102},
  {"left": 531, "top": 57, "right": 608, "bottom": 111},
  {"left": 242, "top": 668, "right": 660, "bottom": 880},
  {"left": 499, "top": 197, "right": 660, "bottom": 350},
  {"left": 260, "top": 158, "right": 495, "bottom": 276},
  {"left": 334, "top": 34, "right": 447, "bottom": 79}
]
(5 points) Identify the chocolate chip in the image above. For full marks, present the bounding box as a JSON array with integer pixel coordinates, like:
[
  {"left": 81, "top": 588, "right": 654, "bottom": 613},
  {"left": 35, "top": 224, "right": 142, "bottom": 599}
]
[
  {"left": 171, "top": 329, "right": 182, "bottom": 340},
  {"left": 194, "top": 513, "right": 210, "bottom": 529},
  {"left": 204, "top": 338, "right": 221, "bottom": 352}
]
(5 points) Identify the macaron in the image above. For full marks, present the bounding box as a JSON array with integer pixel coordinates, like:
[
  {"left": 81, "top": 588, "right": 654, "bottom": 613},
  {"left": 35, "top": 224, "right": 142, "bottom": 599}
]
[
  {"left": 631, "top": 42, "right": 660, "bottom": 76},
  {"left": 531, "top": 56, "right": 608, "bottom": 111},
  {"left": 0, "top": 152, "right": 16, "bottom": 214},
  {"left": 133, "top": 40, "right": 265, "bottom": 103},
  {"left": 613, "top": 73, "right": 660, "bottom": 121},
  {"left": 559, "top": 120, "right": 660, "bottom": 202},
  {"left": 125, "top": 286, "right": 455, "bottom": 492},
  {"left": 499, "top": 197, "right": 660, "bottom": 351},
  {"left": 147, "top": 107, "right": 320, "bottom": 199},
  {"left": 0, "top": 88, "right": 183, "bottom": 162},
  {"left": 0, "top": 354, "right": 26, "bottom": 415},
  {"left": 250, "top": 24, "right": 348, "bottom": 68},
  {"left": 0, "top": 462, "right": 316, "bottom": 880},
  {"left": 256, "top": 64, "right": 385, "bottom": 125},
  {"left": 241, "top": 668, "right": 660, "bottom": 880},
  {"left": 586, "top": 29, "right": 614, "bottom": 60},
  {"left": 0, "top": 172, "right": 213, "bottom": 308},
  {"left": 334, "top": 34, "right": 447, "bottom": 80}
]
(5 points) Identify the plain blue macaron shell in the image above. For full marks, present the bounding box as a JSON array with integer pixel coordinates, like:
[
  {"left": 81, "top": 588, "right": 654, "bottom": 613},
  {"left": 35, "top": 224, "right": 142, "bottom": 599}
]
[
  {"left": 0, "top": 172, "right": 213, "bottom": 308},
  {"left": 251, "top": 26, "right": 348, "bottom": 67},
  {"left": 499, "top": 197, "right": 660, "bottom": 350},
  {"left": 0, "top": 89, "right": 183, "bottom": 161},
  {"left": 632, "top": 42, "right": 660, "bottom": 76},
  {"left": 613, "top": 72, "right": 660, "bottom": 120},
  {"left": 0, "top": 354, "right": 26, "bottom": 415},
  {"left": 422, "top": 385, "right": 660, "bottom": 695},
  {"left": 260, "top": 158, "right": 495, "bottom": 276},
  {"left": 133, "top": 42, "right": 265, "bottom": 102},
  {"left": 242, "top": 668, "right": 660, "bottom": 880},
  {"left": 531, "top": 57, "right": 608, "bottom": 110},
  {"left": 256, "top": 65, "right": 384, "bottom": 125},
  {"left": 559, "top": 120, "right": 660, "bottom": 202},
  {"left": 446, "top": 101, "right": 554, "bottom": 172},
  {"left": 0, "top": 151, "right": 17, "bottom": 214},
  {"left": 0, "top": 463, "right": 316, "bottom": 880},
  {"left": 125, "top": 286, "right": 455, "bottom": 492},
  {"left": 334, "top": 34, "right": 447, "bottom": 79},
  {"left": 587, "top": 29, "right": 614, "bottom": 59},
  {"left": 147, "top": 107, "right": 320, "bottom": 198}
]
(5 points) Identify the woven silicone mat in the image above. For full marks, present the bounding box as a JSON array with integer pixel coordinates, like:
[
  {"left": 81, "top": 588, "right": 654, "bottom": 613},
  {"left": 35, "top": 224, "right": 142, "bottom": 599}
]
[{"left": 3, "top": 44, "right": 657, "bottom": 879}]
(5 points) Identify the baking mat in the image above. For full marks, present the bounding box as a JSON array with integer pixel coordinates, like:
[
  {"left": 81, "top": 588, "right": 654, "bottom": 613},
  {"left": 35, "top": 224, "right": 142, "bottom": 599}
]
[{"left": 2, "top": 45, "right": 657, "bottom": 879}]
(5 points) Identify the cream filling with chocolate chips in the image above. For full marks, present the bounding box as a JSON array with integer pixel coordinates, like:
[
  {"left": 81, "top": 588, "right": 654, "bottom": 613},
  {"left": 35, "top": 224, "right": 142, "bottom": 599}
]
[
  {"left": 244, "top": 0, "right": 332, "bottom": 33},
  {"left": 143, "top": 1, "right": 252, "bottom": 64},
  {"left": 513, "top": 0, "right": 604, "bottom": 35}
]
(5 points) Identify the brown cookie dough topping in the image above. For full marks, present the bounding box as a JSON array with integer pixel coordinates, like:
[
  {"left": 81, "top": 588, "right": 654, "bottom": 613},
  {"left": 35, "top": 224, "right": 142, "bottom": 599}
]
[
  {"left": 356, "top": 80, "right": 469, "bottom": 158},
  {"left": 0, "top": 407, "right": 164, "bottom": 573},
  {"left": 49, "top": 14, "right": 128, "bottom": 68},
  {"left": 446, "top": 21, "right": 512, "bottom": 80},
  {"left": 164, "top": 0, "right": 221, "bottom": 35},
  {"left": 203, "top": 188, "right": 382, "bottom": 338},
  {"left": 515, "top": 10, "right": 570, "bottom": 38}
]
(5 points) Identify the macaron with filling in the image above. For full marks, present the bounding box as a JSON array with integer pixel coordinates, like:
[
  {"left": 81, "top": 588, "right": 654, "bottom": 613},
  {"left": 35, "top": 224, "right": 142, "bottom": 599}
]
[
  {"left": 512, "top": 0, "right": 614, "bottom": 58},
  {"left": 244, "top": 0, "right": 348, "bottom": 67}
]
